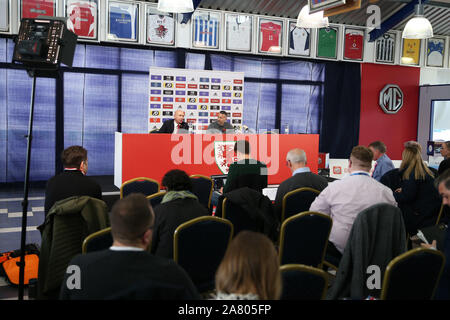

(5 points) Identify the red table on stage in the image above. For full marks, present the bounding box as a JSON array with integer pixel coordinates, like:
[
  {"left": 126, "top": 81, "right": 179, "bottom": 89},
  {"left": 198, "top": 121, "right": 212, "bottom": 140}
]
[{"left": 114, "top": 133, "right": 319, "bottom": 187}]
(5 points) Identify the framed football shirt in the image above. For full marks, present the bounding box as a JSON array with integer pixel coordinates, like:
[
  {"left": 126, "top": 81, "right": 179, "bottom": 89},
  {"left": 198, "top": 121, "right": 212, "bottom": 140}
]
[
  {"left": 288, "top": 21, "right": 310, "bottom": 57},
  {"left": 146, "top": 5, "right": 175, "bottom": 46},
  {"left": 21, "top": 0, "right": 56, "bottom": 19},
  {"left": 258, "top": 18, "right": 283, "bottom": 54},
  {"left": 426, "top": 37, "right": 445, "bottom": 68},
  {"left": 66, "top": 0, "right": 98, "bottom": 40},
  {"left": 108, "top": 1, "right": 138, "bottom": 42},
  {"left": 225, "top": 13, "right": 252, "bottom": 52},
  {"left": 317, "top": 26, "right": 338, "bottom": 59},
  {"left": 401, "top": 38, "right": 420, "bottom": 65},
  {"left": 343, "top": 28, "right": 364, "bottom": 60},
  {"left": 192, "top": 11, "right": 220, "bottom": 49},
  {"left": 375, "top": 32, "right": 396, "bottom": 64},
  {"left": 0, "top": 0, "right": 8, "bottom": 32}
]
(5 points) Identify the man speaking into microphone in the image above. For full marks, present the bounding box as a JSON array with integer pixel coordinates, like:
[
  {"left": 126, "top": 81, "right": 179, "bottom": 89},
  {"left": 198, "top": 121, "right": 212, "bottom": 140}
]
[
  {"left": 158, "top": 109, "right": 190, "bottom": 133},
  {"left": 207, "top": 111, "right": 234, "bottom": 133}
]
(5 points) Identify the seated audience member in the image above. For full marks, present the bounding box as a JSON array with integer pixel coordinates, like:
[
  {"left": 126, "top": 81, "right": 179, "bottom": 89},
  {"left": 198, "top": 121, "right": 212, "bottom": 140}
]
[
  {"left": 394, "top": 144, "right": 441, "bottom": 235},
  {"left": 60, "top": 194, "right": 200, "bottom": 300},
  {"left": 211, "top": 140, "right": 268, "bottom": 208},
  {"left": 214, "top": 231, "right": 281, "bottom": 300},
  {"left": 45, "top": 145, "right": 102, "bottom": 216},
  {"left": 158, "top": 109, "right": 189, "bottom": 133},
  {"left": 438, "top": 141, "right": 450, "bottom": 176},
  {"left": 422, "top": 168, "right": 450, "bottom": 300},
  {"left": 207, "top": 111, "right": 234, "bottom": 133},
  {"left": 223, "top": 140, "right": 268, "bottom": 193},
  {"left": 368, "top": 141, "right": 395, "bottom": 182},
  {"left": 310, "top": 146, "right": 397, "bottom": 264},
  {"left": 274, "top": 148, "right": 328, "bottom": 220},
  {"left": 151, "top": 169, "right": 209, "bottom": 259}
]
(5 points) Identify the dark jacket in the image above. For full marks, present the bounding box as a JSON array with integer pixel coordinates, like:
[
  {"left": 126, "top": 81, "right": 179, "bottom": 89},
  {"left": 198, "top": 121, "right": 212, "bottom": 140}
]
[
  {"left": 223, "top": 159, "right": 268, "bottom": 193},
  {"left": 394, "top": 170, "right": 441, "bottom": 234},
  {"left": 44, "top": 170, "right": 102, "bottom": 216},
  {"left": 151, "top": 198, "right": 209, "bottom": 259},
  {"left": 274, "top": 171, "right": 328, "bottom": 220},
  {"left": 438, "top": 158, "right": 450, "bottom": 176},
  {"left": 327, "top": 203, "right": 407, "bottom": 300},
  {"left": 59, "top": 249, "right": 200, "bottom": 300},
  {"left": 37, "top": 196, "right": 109, "bottom": 300},
  {"left": 158, "top": 119, "right": 189, "bottom": 133},
  {"left": 216, "top": 187, "right": 278, "bottom": 241}
]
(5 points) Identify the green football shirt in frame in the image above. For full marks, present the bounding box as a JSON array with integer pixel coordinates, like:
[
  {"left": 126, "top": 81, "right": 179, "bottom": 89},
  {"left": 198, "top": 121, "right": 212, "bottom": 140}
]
[{"left": 317, "top": 27, "right": 338, "bottom": 59}]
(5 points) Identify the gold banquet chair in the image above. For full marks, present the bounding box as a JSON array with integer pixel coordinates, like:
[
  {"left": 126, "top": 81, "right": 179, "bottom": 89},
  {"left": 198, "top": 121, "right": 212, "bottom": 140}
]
[
  {"left": 146, "top": 191, "right": 166, "bottom": 208},
  {"left": 380, "top": 247, "right": 445, "bottom": 300},
  {"left": 280, "top": 264, "right": 329, "bottom": 300},
  {"left": 82, "top": 227, "right": 113, "bottom": 254},
  {"left": 174, "top": 216, "right": 233, "bottom": 294},
  {"left": 120, "top": 177, "right": 160, "bottom": 199},
  {"left": 189, "top": 174, "right": 214, "bottom": 210},
  {"left": 281, "top": 187, "right": 321, "bottom": 223}
]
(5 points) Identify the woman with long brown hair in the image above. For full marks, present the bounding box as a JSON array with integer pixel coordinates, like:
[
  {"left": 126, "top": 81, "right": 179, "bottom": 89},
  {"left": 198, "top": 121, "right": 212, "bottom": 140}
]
[
  {"left": 394, "top": 144, "right": 441, "bottom": 234},
  {"left": 214, "top": 231, "right": 281, "bottom": 300}
]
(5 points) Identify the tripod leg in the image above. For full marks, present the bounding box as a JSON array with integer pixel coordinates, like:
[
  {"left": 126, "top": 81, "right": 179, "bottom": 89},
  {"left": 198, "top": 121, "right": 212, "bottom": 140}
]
[{"left": 18, "top": 73, "right": 37, "bottom": 300}]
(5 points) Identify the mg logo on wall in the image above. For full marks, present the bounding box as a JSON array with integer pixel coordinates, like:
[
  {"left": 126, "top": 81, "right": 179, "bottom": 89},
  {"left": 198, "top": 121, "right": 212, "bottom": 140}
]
[{"left": 379, "top": 84, "right": 404, "bottom": 114}]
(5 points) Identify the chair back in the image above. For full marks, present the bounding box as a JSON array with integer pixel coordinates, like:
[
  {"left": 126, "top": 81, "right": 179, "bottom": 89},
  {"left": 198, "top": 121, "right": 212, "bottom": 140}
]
[
  {"left": 146, "top": 191, "right": 165, "bottom": 208},
  {"left": 222, "top": 197, "right": 260, "bottom": 236},
  {"left": 174, "top": 216, "right": 233, "bottom": 293},
  {"left": 190, "top": 175, "right": 213, "bottom": 209},
  {"left": 381, "top": 247, "right": 445, "bottom": 300},
  {"left": 120, "top": 177, "right": 160, "bottom": 198},
  {"left": 280, "top": 264, "right": 328, "bottom": 300},
  {"left": 281, "top": 187, "right": 320, "bottom": 222},
  {"left": 233, "top": 173, "right": 267, "bottom": 193},
  {"left": 279, "top": 211, "right": 332, "bottom": 267},
  {"left": 82, "top": 227, "right": 113, "bottom": 254}
]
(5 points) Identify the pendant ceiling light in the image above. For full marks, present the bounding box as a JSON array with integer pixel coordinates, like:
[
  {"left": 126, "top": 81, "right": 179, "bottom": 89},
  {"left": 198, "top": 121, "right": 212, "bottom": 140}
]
[
  {"left": 296, "top": 5, "right": 329, "bottom": 28},
  {"left": 402, "top": 1, "right": 433, "bottom": 39},
  {"left": 158, "top": 0, "right": 194, "bottom": 13}
]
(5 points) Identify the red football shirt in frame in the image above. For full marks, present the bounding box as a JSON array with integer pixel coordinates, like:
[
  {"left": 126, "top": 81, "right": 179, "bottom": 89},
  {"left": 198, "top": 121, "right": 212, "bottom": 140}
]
[
  {"left": 21, "top": 0, "right": 56, "bottom": 19},
  {"left": 66, "top": 0, "right": 97, "bottom": 38},
  {"left": 344, "top": 29, "right": 364, "bottom": 60},
  {"left": 260, "top": 21, "right": 282, "bottom": 52}
]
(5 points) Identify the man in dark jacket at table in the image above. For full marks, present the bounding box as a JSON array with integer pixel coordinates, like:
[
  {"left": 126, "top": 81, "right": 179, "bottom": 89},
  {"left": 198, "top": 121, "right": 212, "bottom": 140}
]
[{"left": 158, "top": 109, "right": 189, "bottom": 133}]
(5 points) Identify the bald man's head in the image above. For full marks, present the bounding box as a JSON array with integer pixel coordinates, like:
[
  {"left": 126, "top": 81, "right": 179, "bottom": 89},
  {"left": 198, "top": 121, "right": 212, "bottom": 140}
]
[{"left": 174, "top": 110, "right": 185, "bottom": 125}]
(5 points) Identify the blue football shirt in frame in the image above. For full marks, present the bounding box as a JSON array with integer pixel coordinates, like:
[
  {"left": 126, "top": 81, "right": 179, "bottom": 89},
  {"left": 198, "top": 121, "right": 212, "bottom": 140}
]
[{"left": 108, "top": 2, "right": 138, "bottom": 41}]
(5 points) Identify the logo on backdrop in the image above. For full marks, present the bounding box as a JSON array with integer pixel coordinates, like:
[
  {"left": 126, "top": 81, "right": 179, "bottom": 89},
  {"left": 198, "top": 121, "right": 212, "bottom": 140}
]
[
  {"left": 379, "top": 84, "right": 404, "bottom": 114},
  {"left": 214, "top": 141, "right": 238, "bottom": 174}
]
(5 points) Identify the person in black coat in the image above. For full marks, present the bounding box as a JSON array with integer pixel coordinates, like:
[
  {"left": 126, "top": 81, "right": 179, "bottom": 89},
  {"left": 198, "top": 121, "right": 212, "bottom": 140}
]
[
  {"left": 394, "top": 144, "right": 441, "bottom": 234},
  {"left": 274, "top": 148, "right": 328, "bottom": 221},
  {"left": 44, "top": 146, "right": 102, "bottom": 216},
  {"left": 60, "top": 194, "right": 200, "bottom": 300},
  {"left": 158, "top": 109, "right": 189, "bottom": 133},
  {"left": 438, "top": 141, "right": 450, "bottom": 176},
  {"left": 151, "top": 169, "right": 209, "bottom": 259}
]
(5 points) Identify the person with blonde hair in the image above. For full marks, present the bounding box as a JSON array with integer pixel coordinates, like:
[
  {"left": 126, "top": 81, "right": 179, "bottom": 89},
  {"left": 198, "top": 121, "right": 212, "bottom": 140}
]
[
  {"left": 214, "top": 231, "right": 281, "bottom": 300},
  {"left": 394, "top": 144, "right": 441, "bottom": 234}
]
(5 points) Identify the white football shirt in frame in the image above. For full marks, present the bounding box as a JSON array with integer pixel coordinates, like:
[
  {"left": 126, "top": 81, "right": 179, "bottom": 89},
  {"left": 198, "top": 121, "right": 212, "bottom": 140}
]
[
  {"left": 147, "top": 11, "right": 175, "bottom": 45},
  {"left": 0, "top": 0, "right": 8, "bottom": 31},
  {"left": 226, "top": 14, "right": 252, "bottom": 52},
  {"left": 289, "top": 23, "right": 310, "bottom": 56}
]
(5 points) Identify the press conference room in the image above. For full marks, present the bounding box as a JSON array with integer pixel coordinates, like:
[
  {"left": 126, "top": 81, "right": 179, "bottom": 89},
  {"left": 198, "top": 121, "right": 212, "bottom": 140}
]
[{"left": 0, "top": 0, "right": 450, "bottom": 305}]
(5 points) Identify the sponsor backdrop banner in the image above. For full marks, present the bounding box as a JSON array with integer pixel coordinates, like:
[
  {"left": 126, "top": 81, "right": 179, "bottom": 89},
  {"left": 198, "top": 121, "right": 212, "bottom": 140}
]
[{"left": 148, "top": 67, "right": 244, "bottom": 133}]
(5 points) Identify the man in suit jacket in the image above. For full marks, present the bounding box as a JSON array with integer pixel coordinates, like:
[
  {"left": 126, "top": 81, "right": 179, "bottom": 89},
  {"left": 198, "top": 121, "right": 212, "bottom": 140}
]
[
  {"left": 274, "top": 148, "right": 328, "bottom": 220},
  {"left": 158, "top": 109, "right": 190, "bottom": 133},
  {"left": 60, "top": 194, "right": 200, "bottom": 300},
  {"left": 44, "top": 146, "right": 102, "bottom": 217}
]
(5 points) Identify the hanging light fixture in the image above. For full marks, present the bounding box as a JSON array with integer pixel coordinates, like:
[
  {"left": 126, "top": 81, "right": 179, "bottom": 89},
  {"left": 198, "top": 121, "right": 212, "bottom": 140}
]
[
  {"left": 402, "top": 0, "right": 433, "bottom": 39},
  {"left": 157, "top": 0, "right": 194, "bottom": 13},
  {"left": 296, "top": 5, "right": 329, "bottom": 28}
]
